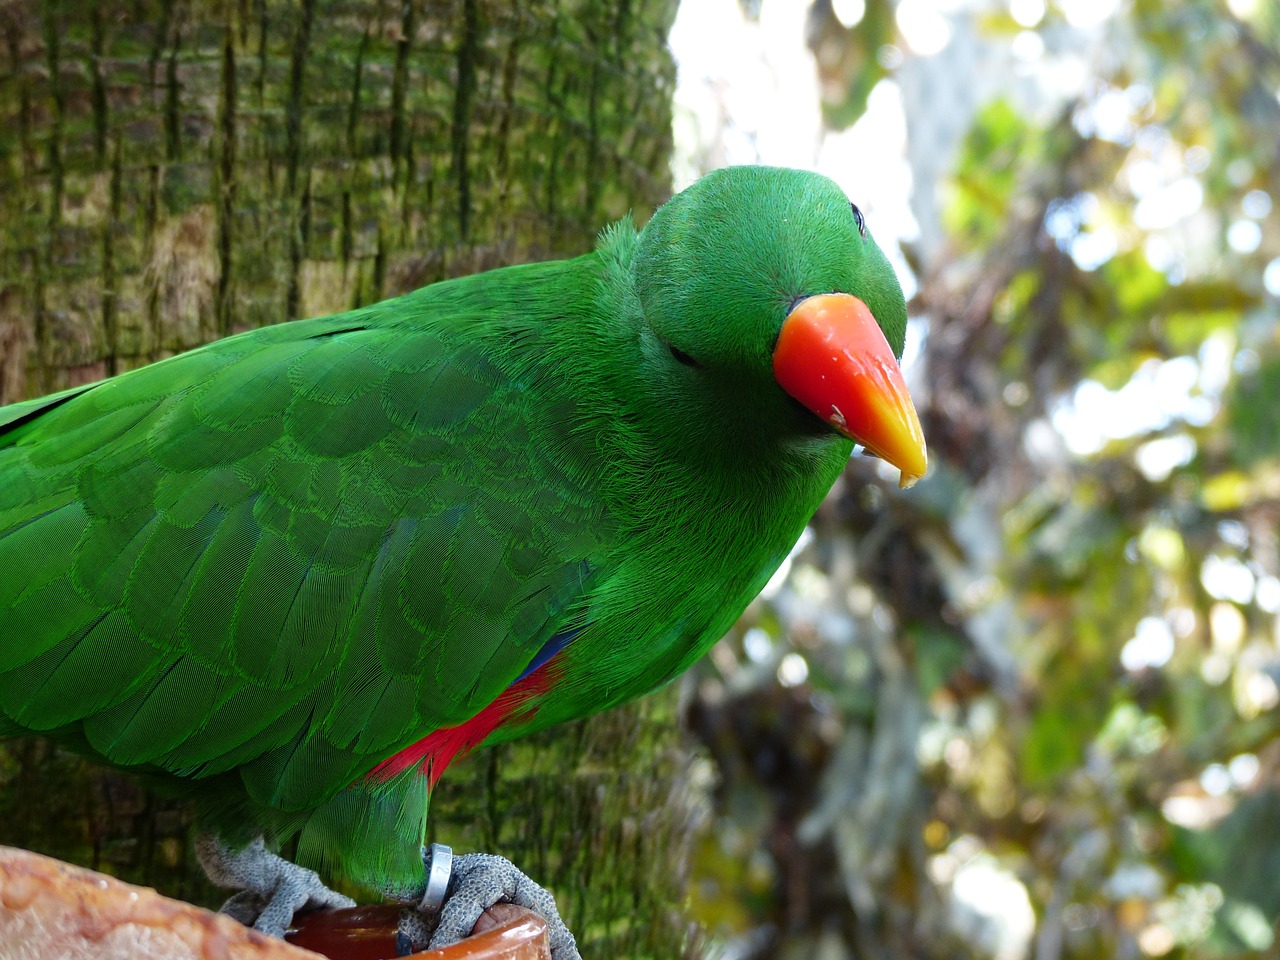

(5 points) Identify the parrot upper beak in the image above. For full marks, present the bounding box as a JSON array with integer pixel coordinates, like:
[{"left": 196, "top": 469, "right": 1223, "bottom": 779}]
[{"left": 773, "top": 293, "right": 927, "bottom": 488}]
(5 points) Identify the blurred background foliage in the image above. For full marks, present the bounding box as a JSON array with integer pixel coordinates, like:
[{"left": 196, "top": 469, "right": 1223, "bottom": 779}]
[{"left": 675, "top": 0, "right": 1280, "bottom": 958}]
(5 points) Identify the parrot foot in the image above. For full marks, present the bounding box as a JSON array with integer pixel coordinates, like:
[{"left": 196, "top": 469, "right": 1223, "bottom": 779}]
[
  {"left": 395, "top": 845, "right": 580, "bottom": 960},
  {"left": 195, "top": 834, "right": 356, "bottom": 937}
]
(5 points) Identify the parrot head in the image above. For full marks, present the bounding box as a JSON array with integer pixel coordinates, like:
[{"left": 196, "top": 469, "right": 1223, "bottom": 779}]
[{"left": 630, "top": 165, "right": 926, "bottom": 487}]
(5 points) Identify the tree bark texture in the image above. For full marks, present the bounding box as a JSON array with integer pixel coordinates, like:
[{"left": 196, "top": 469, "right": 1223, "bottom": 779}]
[
  {"left": 0, "top": 3, "right": 698, "bottom": 958},
  {"left": 0, "top": 0, "right": 675, "bottom": 402}
]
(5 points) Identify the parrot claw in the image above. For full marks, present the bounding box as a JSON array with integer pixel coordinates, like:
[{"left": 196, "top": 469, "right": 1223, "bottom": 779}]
[
  {"left": 196, "top": 834, "right": 356, "bottom": 937},
  {"left": 395, "top": 848, "right": 580, "bottom": 960}
]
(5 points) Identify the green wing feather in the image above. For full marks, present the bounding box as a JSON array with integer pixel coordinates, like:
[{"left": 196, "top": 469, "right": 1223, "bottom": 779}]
[{"left": 0, "top": 262, "right": 603, "bottom": 818}]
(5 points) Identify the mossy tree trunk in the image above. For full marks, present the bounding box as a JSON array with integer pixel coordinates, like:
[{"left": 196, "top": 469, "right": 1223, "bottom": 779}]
[{"left": 0, "top": 2, "right": 698, "bottom": 956}]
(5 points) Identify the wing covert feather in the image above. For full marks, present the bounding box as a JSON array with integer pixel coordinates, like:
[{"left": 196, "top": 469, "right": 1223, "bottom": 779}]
[{"left": 0, "top": 306, "right": 604, "bottom": 808}]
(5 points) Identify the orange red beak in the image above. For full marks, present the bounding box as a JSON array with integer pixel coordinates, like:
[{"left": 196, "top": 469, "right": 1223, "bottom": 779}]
[{"left": 773, "top": 293, "right": 927, "bottom": 488}]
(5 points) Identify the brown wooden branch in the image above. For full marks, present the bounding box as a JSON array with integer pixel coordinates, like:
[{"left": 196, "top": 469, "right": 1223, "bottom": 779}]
[{"left": 0, "top": 845, "right": 551, "bottom": 960}]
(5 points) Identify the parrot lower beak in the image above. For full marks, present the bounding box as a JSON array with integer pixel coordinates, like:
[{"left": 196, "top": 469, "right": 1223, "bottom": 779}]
[{"left": 773, "top": 293, "right": 927, "bottom": 488}]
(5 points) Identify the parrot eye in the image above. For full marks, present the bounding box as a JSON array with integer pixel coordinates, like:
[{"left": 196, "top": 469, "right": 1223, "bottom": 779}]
[
  {"left": 850, "top": 202, "right": 866, "bottom": 238},
  {"left": 667, "top": 342, "right": 703, "bottom": 369}
]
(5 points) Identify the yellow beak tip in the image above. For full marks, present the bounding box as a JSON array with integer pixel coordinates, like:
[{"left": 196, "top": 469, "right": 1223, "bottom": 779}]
[{"left": 773, "top": 293, "right": 928, "bottom": 492}]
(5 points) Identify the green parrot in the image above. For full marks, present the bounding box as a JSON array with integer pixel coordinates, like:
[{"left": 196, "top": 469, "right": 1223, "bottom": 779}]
[{"left": 0, "top": 165, "right": 924, "bottom": 957}]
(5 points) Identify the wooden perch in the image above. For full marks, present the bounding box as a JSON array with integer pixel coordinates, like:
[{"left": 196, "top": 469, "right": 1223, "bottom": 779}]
[{"left": 0, "top": 846, "right": 550, "bottom": 960}]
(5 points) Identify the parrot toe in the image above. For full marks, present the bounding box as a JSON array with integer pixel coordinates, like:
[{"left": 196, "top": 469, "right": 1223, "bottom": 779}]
[
  {"left": 398, "top": 848, "right": 580, "bottom": 960},
  {"left": 196, "top": 834, "right": 356, "bottom": 936}
]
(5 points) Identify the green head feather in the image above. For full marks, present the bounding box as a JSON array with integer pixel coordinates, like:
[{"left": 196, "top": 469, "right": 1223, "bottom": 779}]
[
  {"left": 597, "top": 165, "right": 908, "bottom": 462},
  {"left": 635, "top": 165, "right": 906, "bottom": 362}
]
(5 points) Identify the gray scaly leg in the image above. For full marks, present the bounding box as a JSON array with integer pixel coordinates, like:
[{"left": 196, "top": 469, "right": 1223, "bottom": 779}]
[
  {"left": 196, "top": 834, "right": 356, "bottom": 936},
  {"left": 396, "top": 844, "right": 580, "bottom": 960}
]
